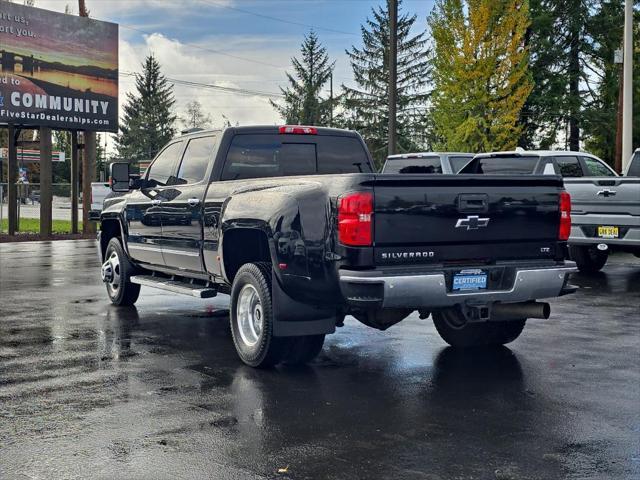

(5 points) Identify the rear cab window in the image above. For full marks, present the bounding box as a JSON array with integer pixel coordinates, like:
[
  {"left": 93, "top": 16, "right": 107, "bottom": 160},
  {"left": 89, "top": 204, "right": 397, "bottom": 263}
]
[
  {"left": 460, "top": 156, "right": 539, "bottom": 175},
  {"left": 555, "top": 156, "right": 583, "bottom": 177},
  {"left": 221, "top": 134, "right": 372, "bottom": 181},
  {"left": 383, "top": 156, "right": 443, "bottom": 174},
  {"left": 175, "top": 135, "right": 218, "bottom": 184}
]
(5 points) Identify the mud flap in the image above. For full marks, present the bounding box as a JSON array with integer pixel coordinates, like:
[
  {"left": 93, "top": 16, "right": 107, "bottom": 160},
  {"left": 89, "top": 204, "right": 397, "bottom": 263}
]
[{"left": 271, "top": 272, "right": 337, "bottom": 337}]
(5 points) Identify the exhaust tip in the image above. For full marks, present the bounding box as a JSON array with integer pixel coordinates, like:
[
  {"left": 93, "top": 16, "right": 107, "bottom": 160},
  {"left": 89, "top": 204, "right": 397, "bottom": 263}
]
[{"left": 541, "top": 302, "right": 551, "bottom": 319}]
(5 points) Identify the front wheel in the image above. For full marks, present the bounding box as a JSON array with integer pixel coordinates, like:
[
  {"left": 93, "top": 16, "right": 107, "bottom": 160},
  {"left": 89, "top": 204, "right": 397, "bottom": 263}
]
[
  {"left": 569, "top": 245, "right": 608, "bottom": 273},
  {"left": 102, "top": 237, "right": 140, "bottom": 306},
  {"left": 433, "top": 308, "right": 526, "bottom": 348}
]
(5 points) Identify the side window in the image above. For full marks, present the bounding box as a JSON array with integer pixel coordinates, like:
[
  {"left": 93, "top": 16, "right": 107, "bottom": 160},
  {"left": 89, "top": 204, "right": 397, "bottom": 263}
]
[
  {"left": 555, "top": 156, "right": 583, "bottom": 177},
  {"left": 146, "top": 142, "right": 183, "bottom": 186},
  {"left": 175, "top": 136, "right": 216, "bottom": 184},
  {"left": 582, "top": 157, "right": 616, "bottom": 177}
]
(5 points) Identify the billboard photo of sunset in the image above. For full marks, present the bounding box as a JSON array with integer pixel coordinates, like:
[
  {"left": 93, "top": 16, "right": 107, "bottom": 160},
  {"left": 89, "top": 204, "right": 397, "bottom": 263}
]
[{"left": 0, "top": 2, "right": 118, "bottom": 132}]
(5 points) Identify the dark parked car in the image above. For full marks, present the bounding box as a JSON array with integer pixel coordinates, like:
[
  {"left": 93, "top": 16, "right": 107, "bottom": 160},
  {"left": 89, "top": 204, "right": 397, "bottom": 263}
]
[{"left": 99, "top": 126, "right": 576, "bottom": 367}]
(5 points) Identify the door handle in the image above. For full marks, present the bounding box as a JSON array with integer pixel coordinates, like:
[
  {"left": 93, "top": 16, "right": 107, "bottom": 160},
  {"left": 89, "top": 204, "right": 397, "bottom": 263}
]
[
  {"left": 150, "top": 199, "right": 163, "bottom": 206},
  {"left": 187, "top": 198, "right": 201, "bottom": 207}
]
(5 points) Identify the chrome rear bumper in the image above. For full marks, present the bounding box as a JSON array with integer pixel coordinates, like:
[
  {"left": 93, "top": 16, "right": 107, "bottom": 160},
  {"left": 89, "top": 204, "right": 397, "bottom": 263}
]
[{"left": 339, "top": 263, "right": 577, "bottom": 309}]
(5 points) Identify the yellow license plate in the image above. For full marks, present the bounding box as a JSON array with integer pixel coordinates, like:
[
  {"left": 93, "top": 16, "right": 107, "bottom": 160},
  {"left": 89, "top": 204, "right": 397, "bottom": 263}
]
[{"left": 597, "top": 226, "right": 619, "bottom": 238}]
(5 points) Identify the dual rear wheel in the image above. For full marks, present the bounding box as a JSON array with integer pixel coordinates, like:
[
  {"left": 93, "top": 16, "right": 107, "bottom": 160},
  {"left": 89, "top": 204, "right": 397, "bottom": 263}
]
[{"left": 230, "top": 262, "right": 325, "bottom": 368}]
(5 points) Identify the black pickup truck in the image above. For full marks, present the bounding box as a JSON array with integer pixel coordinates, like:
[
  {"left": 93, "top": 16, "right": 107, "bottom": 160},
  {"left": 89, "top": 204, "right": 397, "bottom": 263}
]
[{"left": 100, "top": 126, "right": 576, "bottom": 367}]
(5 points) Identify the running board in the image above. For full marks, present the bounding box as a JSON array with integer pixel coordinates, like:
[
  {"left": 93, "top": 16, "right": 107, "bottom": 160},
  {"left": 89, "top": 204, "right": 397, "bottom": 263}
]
[{"left": 130, "top": 275, "right": 217, "bottom": 298}]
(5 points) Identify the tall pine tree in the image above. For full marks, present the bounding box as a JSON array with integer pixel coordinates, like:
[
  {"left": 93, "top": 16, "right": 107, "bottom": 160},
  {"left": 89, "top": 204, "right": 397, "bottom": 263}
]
[
  {"left": 519, "top": 0, "right": 597, "bottom": 151},
  {"left": 271, "top": 31, "right": 335, "bottom": 126},
  {"left": 429, "top": 0, "right": 533, "bottom": 153},
  {"left": 117, "top": 55, "right": 176, "bottom": 162},
  {"left": 339, "top": 0, "right": 430, "bottom": 167}
]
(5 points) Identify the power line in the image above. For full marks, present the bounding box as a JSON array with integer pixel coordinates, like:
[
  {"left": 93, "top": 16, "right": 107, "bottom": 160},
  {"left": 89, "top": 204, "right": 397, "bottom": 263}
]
[
  {"left": 119, "top": 71, "right": 284, "bottom": 99},
  {"left": 197, "top": 0, "right": 357, "bottom": 36}
]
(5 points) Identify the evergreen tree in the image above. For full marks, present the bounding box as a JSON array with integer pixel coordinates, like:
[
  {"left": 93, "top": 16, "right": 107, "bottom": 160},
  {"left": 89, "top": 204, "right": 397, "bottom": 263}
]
[
  {"left": 583, "top": 2, "right": 640, "bottom": 168},
  {"left": 117, "top": 55, "right": 176, "bottom": 162},
  {"left": 181, "top": 100, "right": 212, "bottom": 130},
  {"left": 339, "top": 1, "right": 430, "bottom": 166},
  {"left": 271, "top": 31, "right": 335, "bottom": 126},
  {"left": 518, "top": 0, "right": 568, "bottom": 148},
  {"left": 428, "top": 0, "right": 533, "bottom": 153},
  {"left": 519, "top": 0, "right": 595, "bottom": 150}
]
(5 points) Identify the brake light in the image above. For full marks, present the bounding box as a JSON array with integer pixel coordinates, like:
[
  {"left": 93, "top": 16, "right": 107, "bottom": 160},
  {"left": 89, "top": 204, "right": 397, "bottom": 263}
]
[
  {"left": 559, "top": 190, "right": 571, "bottom": 241},
  {"left": 338, "top": 192, "right": 373, "bottom": 246},
  {"left": 279, "top": 125, "right": 317, "bottom": 135}
]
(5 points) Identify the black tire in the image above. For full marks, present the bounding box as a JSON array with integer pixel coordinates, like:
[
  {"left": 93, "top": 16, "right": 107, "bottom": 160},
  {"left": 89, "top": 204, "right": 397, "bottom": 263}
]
[
  {"left": 433, "top": 308, "right": 526, "bottom": 348},
  {"left": 569, "top": 245, "right": 608, "bottom": 273},
  {"left": 230, "top": 262, "right": 290, "bottom": 368},
  {"left": 103, "top": 237, "right": 140, "bottom": 306},
  {"left": 283, "top": 335, "right": 325, "bottom": 365}
]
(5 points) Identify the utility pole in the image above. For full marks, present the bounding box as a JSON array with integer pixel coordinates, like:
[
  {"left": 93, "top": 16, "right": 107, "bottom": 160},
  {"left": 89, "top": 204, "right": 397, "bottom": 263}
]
[
  {"left": 614, "top": 48, "right": 624, "bottom": 172},
  {"left": 621, "top": 0, "right": 634, "bottom": 171},
  {"left": 388, "top": 0, "right": 398, "bottom": 156}
]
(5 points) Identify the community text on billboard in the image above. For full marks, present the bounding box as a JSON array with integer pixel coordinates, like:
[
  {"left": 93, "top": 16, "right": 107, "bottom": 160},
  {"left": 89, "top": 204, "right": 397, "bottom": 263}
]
[{"left": 0, "top": 2, "right": 118, "bottom": 132}]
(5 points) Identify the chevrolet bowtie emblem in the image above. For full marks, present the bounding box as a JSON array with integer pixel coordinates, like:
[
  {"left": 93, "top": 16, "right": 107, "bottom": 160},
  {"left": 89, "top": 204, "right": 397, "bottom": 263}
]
[{"left": 455, "top": 215, "right": 490, "bottom": 230}]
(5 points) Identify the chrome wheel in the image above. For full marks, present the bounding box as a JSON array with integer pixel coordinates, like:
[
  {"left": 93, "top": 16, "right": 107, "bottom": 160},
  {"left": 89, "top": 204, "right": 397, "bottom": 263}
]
[
  {"left": 102, "top": 250, "right": 121, "bottom": 297},
  {"left": 237, "top": 284, "right": 263, "bottom": 347}
]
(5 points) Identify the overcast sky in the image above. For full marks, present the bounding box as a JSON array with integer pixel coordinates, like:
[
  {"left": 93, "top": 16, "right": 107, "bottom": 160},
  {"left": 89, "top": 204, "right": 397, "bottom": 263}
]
[{"left": 29, "top": 0, "right": 434, "bottom": 152}]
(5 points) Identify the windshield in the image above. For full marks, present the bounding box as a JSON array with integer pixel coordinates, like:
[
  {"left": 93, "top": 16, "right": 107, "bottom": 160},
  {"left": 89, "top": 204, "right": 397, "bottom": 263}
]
[
  {"left": 383, "top": 156, "right": 442, "bottom": 174},
  {"left": 460, "top": 156, "right": 540, "bottom": 175}
]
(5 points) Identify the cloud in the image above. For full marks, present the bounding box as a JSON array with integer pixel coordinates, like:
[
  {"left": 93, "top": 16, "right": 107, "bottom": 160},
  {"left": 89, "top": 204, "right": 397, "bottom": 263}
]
[{"left": 119, "top": 32, "right": 291, "bottom": 129}]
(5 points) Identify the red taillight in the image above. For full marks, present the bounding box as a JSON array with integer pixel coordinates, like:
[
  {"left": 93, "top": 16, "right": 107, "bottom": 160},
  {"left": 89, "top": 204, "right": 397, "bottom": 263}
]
[
  {"left": 338, "top": 192, "right": 373, "bottom": 246},
  {"left": 559, "top": 190, "right": 571, "bottom": 241},
  {"left": 279, "top": 125, "right": 318, "bottom": 135}
]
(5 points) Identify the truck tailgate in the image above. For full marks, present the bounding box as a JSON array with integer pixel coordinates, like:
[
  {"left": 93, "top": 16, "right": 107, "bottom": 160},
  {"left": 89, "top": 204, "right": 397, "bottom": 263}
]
[
  {"left": 564, "top": 178, "right": 640, "bottom": 217},
  {"left": 373, "top": 175, "right": 564, "bottom": 264}
]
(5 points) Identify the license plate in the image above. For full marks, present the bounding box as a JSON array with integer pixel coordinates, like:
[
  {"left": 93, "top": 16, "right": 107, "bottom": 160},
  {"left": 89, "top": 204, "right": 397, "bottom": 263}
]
[
  {"left": 453, "top": 270, "right": 487, "bottom": 291},
  {"left": 597, "top": 226, "right": 619, "bottom": 238}
]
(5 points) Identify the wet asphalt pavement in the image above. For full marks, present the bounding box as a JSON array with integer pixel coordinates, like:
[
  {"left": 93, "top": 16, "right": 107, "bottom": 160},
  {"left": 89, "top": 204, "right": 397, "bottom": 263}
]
[{"left": 0, "top": 240, "right": 638, "bottom": 480}]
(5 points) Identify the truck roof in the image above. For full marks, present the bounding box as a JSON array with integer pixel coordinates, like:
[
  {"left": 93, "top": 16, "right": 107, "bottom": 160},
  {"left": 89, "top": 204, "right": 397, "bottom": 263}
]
[
  {"left": 387, "top": 152, "right": 473, "bottom": 159},
  {"left": 177, "top": 125, "right": 359, "bottom": 139},
  {"left": 474, "top": 149, "right": 599, "bottom": 158}
]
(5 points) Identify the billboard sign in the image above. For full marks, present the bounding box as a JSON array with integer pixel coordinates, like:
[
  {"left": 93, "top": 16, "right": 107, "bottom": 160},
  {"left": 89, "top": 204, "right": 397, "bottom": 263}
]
[{"left": 0, "top": 3, "right": 118, "bottom": 132}]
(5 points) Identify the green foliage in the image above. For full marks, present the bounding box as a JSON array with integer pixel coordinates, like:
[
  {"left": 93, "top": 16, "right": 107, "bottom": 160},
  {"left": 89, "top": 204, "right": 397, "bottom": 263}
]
[
  {"left": 583, "top": 3, "right": 640, "bottom": 167},
  {"left": 271, "top": 31, "right": 335, "bottom": 126},
  {"left": 116, "top": 55, "right": 176, "bottom": 163},
  {"left": 428, "top": 0, "right": 533, "bottom": 153},
  {"left": 339, "top": 0, "right": 431, "bottom": 167}
]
